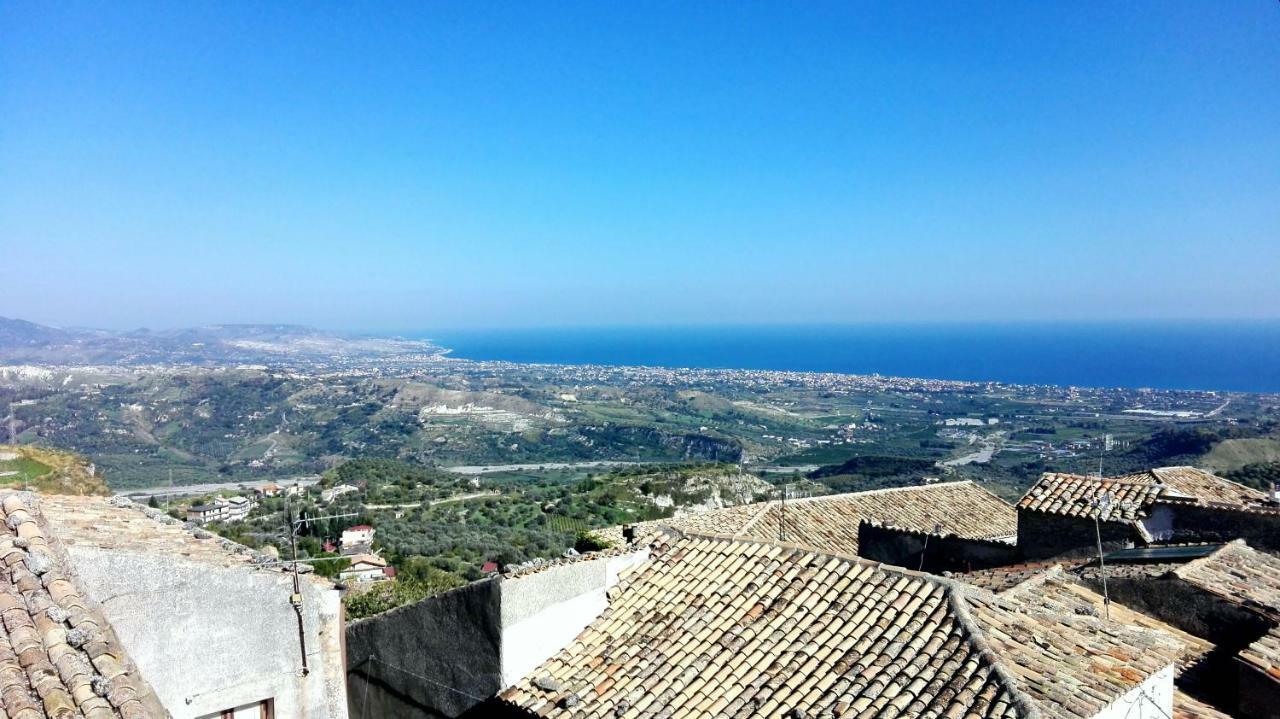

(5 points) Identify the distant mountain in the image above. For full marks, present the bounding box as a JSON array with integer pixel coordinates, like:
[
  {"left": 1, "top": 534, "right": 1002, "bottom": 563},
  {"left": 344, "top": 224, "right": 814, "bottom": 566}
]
[
  {"left": 0, "top": 317, "right": 75, "bottom": 346},
  {"left": 0, "top": 317, "right": 438, "bottom": 367}
]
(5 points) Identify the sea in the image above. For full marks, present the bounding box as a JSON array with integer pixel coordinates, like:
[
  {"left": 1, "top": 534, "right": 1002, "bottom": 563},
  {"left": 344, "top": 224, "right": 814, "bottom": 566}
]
[{"left": 421, "top": 321, "right": 1280, "bottom": 393}]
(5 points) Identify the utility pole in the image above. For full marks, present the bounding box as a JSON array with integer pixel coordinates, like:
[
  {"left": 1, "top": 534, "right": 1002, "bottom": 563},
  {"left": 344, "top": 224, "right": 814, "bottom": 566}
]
[{"left": 284, "top": 501, "right": 357, "bottom": 676}]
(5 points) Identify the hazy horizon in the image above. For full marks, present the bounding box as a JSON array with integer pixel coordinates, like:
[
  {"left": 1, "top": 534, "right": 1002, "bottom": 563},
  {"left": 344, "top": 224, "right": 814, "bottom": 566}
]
[{"left": 4, "top": 3, "right": 1279, "bottom": 329}]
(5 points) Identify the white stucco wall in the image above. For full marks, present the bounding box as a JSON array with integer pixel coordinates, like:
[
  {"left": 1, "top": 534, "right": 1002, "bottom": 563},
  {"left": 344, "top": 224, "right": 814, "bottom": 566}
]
[
  {"left": 1092, "top": 664, "right": 1174, "bottom": 719},
  {"left": 65, "top": 547, "right": 348, "bottom": 719},
  {"left": 1140, "top": 506, "right": 1176, "bottom": 542},
  {"left": 498, "top": 548, "right": 649, "bottom": 688}
]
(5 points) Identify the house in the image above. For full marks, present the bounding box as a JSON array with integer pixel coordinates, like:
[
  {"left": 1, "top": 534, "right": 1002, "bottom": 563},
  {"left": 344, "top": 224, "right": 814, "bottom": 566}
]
[
  {"left": 1016, "top": 466, "right": 1279, "bottom": 559},
  {"left": 339, "top": 553, "right": 390, "bottom": 583},
  {"left": 321, "top": 484, "right": 359, "bottom": 503},
  {"left": 185, "top": 494, "right": 256, "bottom": 525},
  {"left": 11, "top": 491, "right": 349, "bottom": 718},
  {"left": 480, "top": 561, "right": 499, "bottom": 574},
  {"left": 591, "top": 480, "right": 1018, "bottom": 556},
  {"left": 490, "top": 534, "right": 1183, "bottom": 718},
  {"left": 1055, "top": 540, "right": 1280, "bottom": 719},
  {"left": 341, "top": 524, "right": 374, "bottom": 555},
  {"left": 256, "top": 482, "right": 282, "bottom": 497},
  {"left": 186, "top": 501, "right": 226, "bottom": 524}
]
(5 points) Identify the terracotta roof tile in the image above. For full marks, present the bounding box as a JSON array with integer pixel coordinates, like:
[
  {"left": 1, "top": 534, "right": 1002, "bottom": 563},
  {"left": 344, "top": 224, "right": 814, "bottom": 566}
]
[
  {"left": 595, "top": 481, "right": 1017, "bottom": 556},
  {"left": 1018, "top": 466, "right": 1277, "bottom": 522},
  {"left": 1122, "top": 467, "right": 1272, "bottom": 511},
  {"left": 953, "top": 560, "right": 1090, "bottom": 593},
  {"left": 0, "top": 492, "right": 166, "bottom": 718},
  {"left": 1173, "top": 689, "right": 1233, "bottom": 719},
  {"left": 998, "top": 566, "right": 1213, "bottom": 676},
  {"left": 1172, "top": 540, "right": 1280, "bottom": 623},
  {"left": 1017, "top": 473, "right": 1161, "bottom": 521},
  {"left": 499, "top": 534, "right": 1182, "bottom": 718},
  {"left": 1238, "top": 626, "right": 1280, "bottom": 681}
]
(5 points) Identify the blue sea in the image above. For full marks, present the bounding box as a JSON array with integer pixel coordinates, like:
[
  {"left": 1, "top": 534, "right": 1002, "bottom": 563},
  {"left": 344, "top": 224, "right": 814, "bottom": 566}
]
[{"left": 422, "top": 322, "right": 1280, "bottom": 393}]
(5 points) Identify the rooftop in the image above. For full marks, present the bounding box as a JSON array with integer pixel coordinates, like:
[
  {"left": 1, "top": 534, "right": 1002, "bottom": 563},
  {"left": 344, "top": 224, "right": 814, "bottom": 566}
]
[
  {"left": 594, "top": 480, "right": 1017, "bottom": 556},
  {"left": 1017, "top": 467, "right": 1277, "bottom": 522},
  {"left": 40, "top": 494, "right": 269, "bottom": 571},
  {"left": 1238, "top": 625, "right": 1280, "bottom": 684},
  {"left": 952, "top": 560, "right": 1090, "bottom": 593},
  {"left": 1173, "top": 689, "right": 1233, "bottom": 719},
  {"left": 0, "top": 492, "right": 166, "bottom": 718},
  {"left": 1172, "top": 540, "right": 1280, "bottom": 623},
  {"left": 998, "top": 566, "right": 1213, "bottom": 676},
  {"left": 498, "top": 534, "right": 1183, "bottom": 718}
]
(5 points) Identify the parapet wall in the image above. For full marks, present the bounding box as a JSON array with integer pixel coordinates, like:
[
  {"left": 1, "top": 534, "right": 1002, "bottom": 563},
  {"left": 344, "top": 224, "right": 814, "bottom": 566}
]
[
  {"left": 856, "top": 521, "right": 1019, "bottom": 573},
  {"left": 346, "top": 546, "right": 649, "bottom": 718}
]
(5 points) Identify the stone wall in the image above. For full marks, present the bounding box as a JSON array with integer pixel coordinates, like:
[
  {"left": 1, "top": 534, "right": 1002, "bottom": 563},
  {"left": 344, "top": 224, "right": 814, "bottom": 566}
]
[
  {"left": 1016, "top": 510, "right": 1138, "bottom": 560},
  {"left": 1080, "top": 573, "right": 1273, "bottom": 712},
  {"left": 1160, "top": 505, "right": 1280, "bottom": 552},
  {"left": 856, "top": 522, "right": 1019, "bottom": 573}
]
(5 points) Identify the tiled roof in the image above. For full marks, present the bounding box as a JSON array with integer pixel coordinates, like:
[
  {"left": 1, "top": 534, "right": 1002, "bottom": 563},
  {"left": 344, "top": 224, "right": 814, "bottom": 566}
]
[
  {"left": 1016, "top": 473, "right": 1162, "bottom": 521},
  {"left": 498, "top": 534, "right": 1183, "bottom": 719},
  {"left": 0, "top": 493, "right": 166, "bottom": 719},
  {"left": 1172, "top": 540, "right": 1280, "bottom": 622},
  {"left": 1238, "top": 626, "right": 1280, "bottom": 682},
  {"left": 594, "top": 481, "right": 1017, "bottom": 556},
  {"left": 1173, "top": 690, "right": 1232, "bottom": 719},
  {"left": 1119, "top": 466, "right": 1271, "bottom": 511},
  {"left": 1018, "top": 466, "right": 1277, "bottom": 522},
  {"left": 999, "top": 567, "right": 1213, "bottom": 675},
  {"left": 952, "top": 560, "right": 1090, "bottom": 593},
  {"left": 739, "top": 482, "right": 1017, "bottom": 554}
]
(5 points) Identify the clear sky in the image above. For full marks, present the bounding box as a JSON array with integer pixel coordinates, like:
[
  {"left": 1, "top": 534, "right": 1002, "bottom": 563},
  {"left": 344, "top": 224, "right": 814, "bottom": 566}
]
[{"left": 2, "top": 2, "right": 1278, "bottom": 331}]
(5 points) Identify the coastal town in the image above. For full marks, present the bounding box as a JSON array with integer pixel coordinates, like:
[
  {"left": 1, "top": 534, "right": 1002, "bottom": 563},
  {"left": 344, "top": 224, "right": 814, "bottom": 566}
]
[{"left": 3, "top": 454, "right": 1279, "bottom": 718}]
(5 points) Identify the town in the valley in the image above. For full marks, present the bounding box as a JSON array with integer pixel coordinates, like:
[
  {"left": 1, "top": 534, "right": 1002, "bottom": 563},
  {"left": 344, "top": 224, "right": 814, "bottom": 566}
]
[{"left": 1, "top": 322, "right": 1278, "bottom": 718}]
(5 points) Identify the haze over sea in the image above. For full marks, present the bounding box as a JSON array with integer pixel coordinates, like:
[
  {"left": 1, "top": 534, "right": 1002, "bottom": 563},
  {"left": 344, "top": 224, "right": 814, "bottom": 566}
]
[{"left": 424, "top": 322, "right": 1280, "bottom": 394}]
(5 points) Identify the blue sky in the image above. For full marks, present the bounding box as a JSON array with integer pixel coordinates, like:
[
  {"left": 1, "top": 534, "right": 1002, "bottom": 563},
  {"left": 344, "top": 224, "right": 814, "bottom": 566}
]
[{"left": 2, "top": 2, "right": 1278, "bottom": 331}]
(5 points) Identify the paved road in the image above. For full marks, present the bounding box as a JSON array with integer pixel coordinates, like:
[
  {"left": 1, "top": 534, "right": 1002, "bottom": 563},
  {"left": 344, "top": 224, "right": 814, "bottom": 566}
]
[
  {"left": 441, "top": 461, "right": 654, "bottom": 475},
  {"left": 123, "top": 475, "right": 321, "bottom": 499},
  {"left": 364, "top": 490, "right": 500, "bottom": 510}
]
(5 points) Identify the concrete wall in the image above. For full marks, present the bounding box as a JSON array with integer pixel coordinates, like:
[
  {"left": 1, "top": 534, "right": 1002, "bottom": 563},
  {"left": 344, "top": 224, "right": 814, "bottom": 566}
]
[
  {"left": 67, "top": 547, "right": 348, "bottom": 719},
  {"left": 1016, "top": 511, "right": 1138, "bottom": 560},
  {"left": 856, "top": 523, "right": 1019, "bottom": 573},
  {"left": 346, "top": 579, "right": 504, "bottom": 719},
  {"left": 1093, "top": 664, "right": 1174, "bottom": 719},
  {"left": 498, "top": 551, "right": 648, "bottom": 687},
  {"left": 346, "top": 548, "right": 649, "bottom": 719}
]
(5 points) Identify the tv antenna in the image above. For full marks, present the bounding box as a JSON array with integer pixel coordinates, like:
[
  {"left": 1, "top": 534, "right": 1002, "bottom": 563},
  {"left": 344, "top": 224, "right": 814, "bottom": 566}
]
[
  {"left": 284, "top": 502, "right": 358, "bottom": 676},
  {"left": 1091, "top": 492, "right": 1113, "bottom": 620}
]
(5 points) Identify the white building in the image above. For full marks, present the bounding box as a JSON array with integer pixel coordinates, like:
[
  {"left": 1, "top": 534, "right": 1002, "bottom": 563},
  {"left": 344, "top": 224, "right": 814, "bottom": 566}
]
[
  {"left": 339, "top": 553, "right": 391, "bottom": 583},
  {"left": 321, "top": 483, "right": 359, "bottom": 502},
  {"left": 186, "top": 495, "right": 256, "bottom": 524},
  {"left": 23, "top": 492, "right": 349, "bottom": 718},
  {"left": 341, "top": 524, "right": 375, "bottom": 555}
]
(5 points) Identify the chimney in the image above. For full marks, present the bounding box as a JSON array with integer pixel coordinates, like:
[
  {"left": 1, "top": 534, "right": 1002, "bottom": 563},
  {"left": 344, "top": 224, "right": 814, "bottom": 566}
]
[{"left": 622, "top": 524, "right": 636, "bottom": 544}]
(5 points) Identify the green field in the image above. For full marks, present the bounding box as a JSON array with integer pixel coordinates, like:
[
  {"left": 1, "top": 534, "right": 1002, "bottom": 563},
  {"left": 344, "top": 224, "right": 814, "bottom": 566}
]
[{"left": 0, "top": 457, "right": 52, "bottom": 484}]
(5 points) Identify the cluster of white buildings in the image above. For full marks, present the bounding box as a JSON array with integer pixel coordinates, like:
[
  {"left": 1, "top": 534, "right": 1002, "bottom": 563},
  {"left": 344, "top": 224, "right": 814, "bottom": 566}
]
[{"left": 186, "top": 494, "right": 256, "bottom": 524}]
